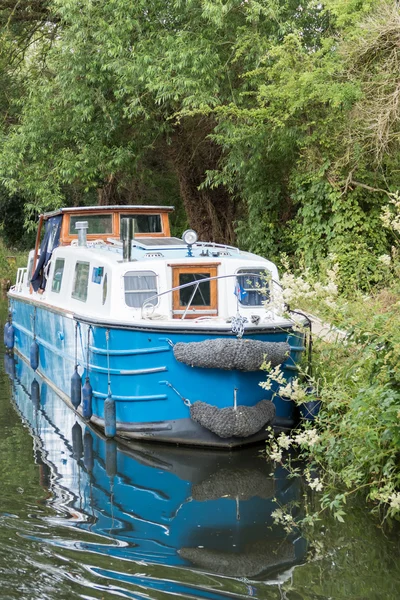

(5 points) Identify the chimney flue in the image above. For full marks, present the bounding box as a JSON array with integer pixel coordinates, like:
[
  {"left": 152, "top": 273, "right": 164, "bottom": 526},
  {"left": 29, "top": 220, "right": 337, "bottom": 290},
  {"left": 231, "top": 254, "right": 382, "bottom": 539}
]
[
  {"left": 120, "top": 218, "right": 135, "bottom": 261},
  {"left": 75, "top": 221, "right": 88, "bottom": 247}
]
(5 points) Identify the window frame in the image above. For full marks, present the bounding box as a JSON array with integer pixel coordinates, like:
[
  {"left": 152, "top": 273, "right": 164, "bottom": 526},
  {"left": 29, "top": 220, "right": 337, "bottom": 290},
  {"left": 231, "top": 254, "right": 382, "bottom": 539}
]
[
  {"left": 123, "top": 270, "right": 158, "bottom": 309},
  {"left": 51, "top": 258, "right": 65, "bottom": 293},
  {"left": 71, "top": 261, "right": 90, "bottom": 302},
  {"left": 171, "top": 263, "right": 219, "bottom": 318},
  {"left": 235, "top": 268, "right": 270, "bottom": 307},
  {"left": 69, "top": 214, "right": 113, "bottom": 235},
  {"left": 119, "top": 213, "right": 162, "bottom": 235}
]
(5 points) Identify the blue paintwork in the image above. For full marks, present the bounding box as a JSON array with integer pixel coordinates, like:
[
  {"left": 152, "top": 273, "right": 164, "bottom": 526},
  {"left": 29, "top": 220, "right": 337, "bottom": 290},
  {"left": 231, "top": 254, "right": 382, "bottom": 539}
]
[
  {"left": 9, "top": 295, "right": 304, "bottom": 445},
  {"left": 7, "top": 354, "right": 307, "bottom": 597}
]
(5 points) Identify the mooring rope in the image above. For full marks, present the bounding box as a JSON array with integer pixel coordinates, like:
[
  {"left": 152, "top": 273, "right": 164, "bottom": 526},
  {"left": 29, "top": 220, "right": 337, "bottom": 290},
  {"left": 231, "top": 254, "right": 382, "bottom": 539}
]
[
  {"left": 106, "top": 328, "right": 112, "bottom": 397},
  {"left": 74, "top": 321, "right": 79, "bottom": 370},
  {"left": 86, "top": 325, "right": 92, "bottom": 376}
]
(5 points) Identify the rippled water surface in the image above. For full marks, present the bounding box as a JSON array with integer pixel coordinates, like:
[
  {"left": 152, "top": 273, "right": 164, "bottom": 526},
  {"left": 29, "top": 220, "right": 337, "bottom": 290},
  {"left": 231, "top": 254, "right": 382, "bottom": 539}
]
[{"left": 1, "top": 317, "right": 400, "bottom": 599}]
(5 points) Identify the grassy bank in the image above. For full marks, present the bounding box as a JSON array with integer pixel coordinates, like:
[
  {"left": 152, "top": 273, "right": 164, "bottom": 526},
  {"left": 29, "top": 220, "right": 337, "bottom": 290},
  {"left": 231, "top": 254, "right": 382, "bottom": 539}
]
[{"left": 0, "top": 241, "right": 27, "bottom": 290}]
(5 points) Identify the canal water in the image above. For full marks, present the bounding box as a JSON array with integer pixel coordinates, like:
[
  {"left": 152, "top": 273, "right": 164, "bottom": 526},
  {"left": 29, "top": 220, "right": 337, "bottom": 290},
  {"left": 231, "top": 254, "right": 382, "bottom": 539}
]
[{"left": 1, "top": 317, "right": 400, "bottom": 598}]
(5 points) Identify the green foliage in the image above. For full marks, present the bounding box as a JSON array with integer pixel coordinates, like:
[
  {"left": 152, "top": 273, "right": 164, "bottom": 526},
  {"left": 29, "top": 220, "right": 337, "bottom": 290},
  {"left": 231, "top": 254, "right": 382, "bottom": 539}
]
[
  {"left": 267, "top": 270, "right": 400, "bottom": 523},
  {"left": 0, "top": 239, "right": 27, "bottom": 283},
  {"left": 0, "top": 186, "right": 36, "bottom": 249},
  {"left": 310, "top": 291, "right": 400, "bottom": 519},
  {"left": 0, "top": 0, "right": 400, "bottom": 281}
]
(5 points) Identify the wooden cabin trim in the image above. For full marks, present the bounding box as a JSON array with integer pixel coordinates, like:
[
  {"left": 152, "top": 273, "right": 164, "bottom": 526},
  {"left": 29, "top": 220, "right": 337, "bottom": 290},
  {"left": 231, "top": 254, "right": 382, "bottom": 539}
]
[
  {"left": 161, "top": 212, "right": 171, "bottom": 237},
  {"left": 171, "top": 263, "right": 219, "bottom": 319},
  {"left": 57, "top": 207, "right": 172, "bottom": 245}
]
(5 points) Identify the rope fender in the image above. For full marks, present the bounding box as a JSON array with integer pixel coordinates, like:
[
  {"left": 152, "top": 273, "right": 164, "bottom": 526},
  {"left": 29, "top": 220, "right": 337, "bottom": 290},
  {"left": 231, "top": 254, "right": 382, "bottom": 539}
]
[
  {"left": 179, "top": 540, "right": 295, "bottom": 577},
  {"left": 191, "top": 468, "right": 275, "bottom": 501},
  {"left": 173, "top": 338, "right": 290, "bottom": 371},
  {"left": 190, "top": 399, "right": 275, "bottom": 438}
]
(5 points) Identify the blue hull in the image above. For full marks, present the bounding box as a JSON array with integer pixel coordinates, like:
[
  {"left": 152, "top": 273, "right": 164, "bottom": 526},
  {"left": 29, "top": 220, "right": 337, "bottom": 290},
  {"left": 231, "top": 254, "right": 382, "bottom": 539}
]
[
  {"left": 8, "top": 295, "right": 304, "bottom": 447},
  {"left": 6, "top": 354, "right": 307, "bottom": 593}
]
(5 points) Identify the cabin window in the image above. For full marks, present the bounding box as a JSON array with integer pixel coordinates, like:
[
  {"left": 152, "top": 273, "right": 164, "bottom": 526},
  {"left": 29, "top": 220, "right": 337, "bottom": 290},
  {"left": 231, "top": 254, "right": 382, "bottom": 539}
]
[
  {"left": 69, "top": 214, "right": 113, "bottom": 235},
  {"left": 171, "top": 264, "right": 218, "bottom": 318},
  {"left": 72, "top": 261, "right": 90, "bottom": 302},
  {"left": 124, "top": 270, "right": 158, "bottom": 308},
  {"left": 120, "top": 214, "right": 162, "bottom": 234},
  {"left": 102, "top": 273, "right": 108, "bottom": 305},
  {"left": 51, "top": 258, "right": 65, "bottom": 293},
  {"left": 235, "top": 269, "right": 270, "bottom": 306}
]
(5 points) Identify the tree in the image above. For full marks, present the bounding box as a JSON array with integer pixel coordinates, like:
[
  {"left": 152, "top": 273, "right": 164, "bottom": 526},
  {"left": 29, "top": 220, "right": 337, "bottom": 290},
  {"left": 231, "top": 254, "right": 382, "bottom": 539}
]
[
  {"left": 1, "top": 0, "right": 399, "bottom": 286},
  {"left": 0, "top": 0, "right": 331, "bottom": 242}
]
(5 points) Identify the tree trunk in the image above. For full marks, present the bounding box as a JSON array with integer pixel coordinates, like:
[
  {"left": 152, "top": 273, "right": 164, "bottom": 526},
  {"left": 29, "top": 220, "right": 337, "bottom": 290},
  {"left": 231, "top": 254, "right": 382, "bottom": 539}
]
[
  {"left": 97, "top": 174, "right": 119, "bottom": 205},
  {"left": 168, "top": 118, "right": 237, "bottom": 245}
]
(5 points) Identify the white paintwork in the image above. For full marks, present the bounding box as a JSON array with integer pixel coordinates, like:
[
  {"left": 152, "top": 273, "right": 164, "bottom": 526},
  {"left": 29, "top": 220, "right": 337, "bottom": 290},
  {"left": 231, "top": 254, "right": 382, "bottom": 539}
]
[{"left": 11, "top": 239, "right": 293, "bottom": 330}]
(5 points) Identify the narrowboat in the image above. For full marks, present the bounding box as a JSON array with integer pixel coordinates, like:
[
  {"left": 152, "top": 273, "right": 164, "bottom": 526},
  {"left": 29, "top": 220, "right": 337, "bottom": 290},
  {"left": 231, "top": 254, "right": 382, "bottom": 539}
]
[{"left": 6, "top": 205, "right": 308, "bottom": 447}]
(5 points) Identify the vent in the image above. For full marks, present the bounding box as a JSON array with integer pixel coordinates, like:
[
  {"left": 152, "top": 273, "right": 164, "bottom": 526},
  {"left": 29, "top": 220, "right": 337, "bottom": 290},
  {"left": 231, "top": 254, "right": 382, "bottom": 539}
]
[{"left": 145, "top": 252, "right": 164, "bottom": 258}]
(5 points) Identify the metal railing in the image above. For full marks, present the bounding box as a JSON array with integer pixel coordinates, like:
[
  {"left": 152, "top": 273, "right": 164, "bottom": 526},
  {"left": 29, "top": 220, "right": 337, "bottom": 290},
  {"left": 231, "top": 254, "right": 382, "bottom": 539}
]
[{"left": 15, "top": 267, "right": 27, "bottom": 292}]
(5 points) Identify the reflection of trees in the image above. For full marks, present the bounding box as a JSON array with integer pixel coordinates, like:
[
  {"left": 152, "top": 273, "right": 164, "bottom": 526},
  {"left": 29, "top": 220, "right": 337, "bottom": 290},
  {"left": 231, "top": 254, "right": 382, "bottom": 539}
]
[{"left": 288, "top": 503, "right": 400, "bottom": 599}]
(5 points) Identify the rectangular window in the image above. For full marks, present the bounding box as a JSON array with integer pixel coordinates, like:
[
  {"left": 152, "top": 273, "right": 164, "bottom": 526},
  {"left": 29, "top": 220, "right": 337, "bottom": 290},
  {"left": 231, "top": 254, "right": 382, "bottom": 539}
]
[
  {"left": 236, "top": 269, "right": 270, "bottom": 306},
  {"left": 172, "top": 264, "right": 218, "bottom": 318},
  {"left": 178, "top": 273, "right": 211, "bottom": 306},
  {"left": 69, "top": 214, "right": 113, "bottom": 235},
  {"left": 72, "top": 261, "right": 90, "bottom": 302},
  {"left": 120, "top": 214, "right": 162, "bottom": 234},
  {"left": 51, "top": 258, "right": 65, "bottom": 293},
  {"left": 124, "top": 270, "right": 158, "bottom": 308}
]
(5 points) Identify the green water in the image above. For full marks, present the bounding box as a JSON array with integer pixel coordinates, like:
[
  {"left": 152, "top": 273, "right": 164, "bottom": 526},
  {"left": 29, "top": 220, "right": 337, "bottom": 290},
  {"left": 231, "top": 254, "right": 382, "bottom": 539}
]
[{"left": 0, "top": 297, "right": 399, "bottom": 599}]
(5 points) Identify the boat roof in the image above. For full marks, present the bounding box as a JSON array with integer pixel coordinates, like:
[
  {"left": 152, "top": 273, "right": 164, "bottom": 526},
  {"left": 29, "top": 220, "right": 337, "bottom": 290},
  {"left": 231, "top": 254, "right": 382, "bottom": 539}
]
[
  {"left": 43, "top": 205, "right": 175, "bottom": 219},
  {"left": 78, "top": 239, "right": 272, "bottom": 266}
]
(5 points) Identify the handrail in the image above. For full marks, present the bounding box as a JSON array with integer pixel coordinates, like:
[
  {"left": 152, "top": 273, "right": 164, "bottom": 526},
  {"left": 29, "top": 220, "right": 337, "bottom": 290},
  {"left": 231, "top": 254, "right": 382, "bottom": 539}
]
[
  {"left": 194, "top": 241, "right": 240, "bottom": 253},
  {"left": 141, "top": 271, "right": 275, "bottom": 319},
  {"left": 16, "top": 267, "right": 28, "bottom": 292}
]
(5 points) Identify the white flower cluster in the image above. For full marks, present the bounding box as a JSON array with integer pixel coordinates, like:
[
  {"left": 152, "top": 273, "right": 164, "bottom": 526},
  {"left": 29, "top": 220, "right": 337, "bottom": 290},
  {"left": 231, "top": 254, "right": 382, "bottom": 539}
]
[
  {"left": 279, "top": 378, "right": 308, "bottom": 403},
  {"left": 378, "top": 254, "right": 392, "bottom": 266},
  {"left": 259, "top": 363, "right": 287, "bottom": 391},
  {"left": 260, "top": 363, "right": 313, "bottom": 408},
  {"left": 305, "top": 470, "right": 323, "bottom": 491},
  {"left": 373, "top": 488, "right": 400, "bottom": 513},
  {"left": 271, "top": 508, "right": 296, "bottom": 532},
  {"left": 381, "top": 191, "right": 400, "bottom": 234},
  {"left": 308, "top": 478, "right": 323, "bottom": 492},
  {"left": 277, "top": 433, "right": 292, "bottom": 449},
  {"left": 269, "top": 447, "right": 283, "bottom": 462},
  {"left": 278, "top": 265, "right": 339, "bottom": 310},
  {"left": 388, "top": 492, "right": 400, "bottom": 510},
  {"left": 266, "top": 429, "right": 321, "bottom": 465},
  {"left": 293, "top": 428, "right": 320, "bottom": 447}
]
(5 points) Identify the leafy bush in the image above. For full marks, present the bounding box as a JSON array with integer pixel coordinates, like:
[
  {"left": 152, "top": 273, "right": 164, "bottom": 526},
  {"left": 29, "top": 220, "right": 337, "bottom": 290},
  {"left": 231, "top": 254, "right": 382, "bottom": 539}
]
[{"left": 264, "top": 261, "right": 400, "bottom": 524}]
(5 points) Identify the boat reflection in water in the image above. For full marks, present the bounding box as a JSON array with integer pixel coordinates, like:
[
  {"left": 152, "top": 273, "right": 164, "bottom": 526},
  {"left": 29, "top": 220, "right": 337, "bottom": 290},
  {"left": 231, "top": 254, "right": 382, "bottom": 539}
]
[{"left": 6, "top": 352, "right": 307, "bottom": 598}]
